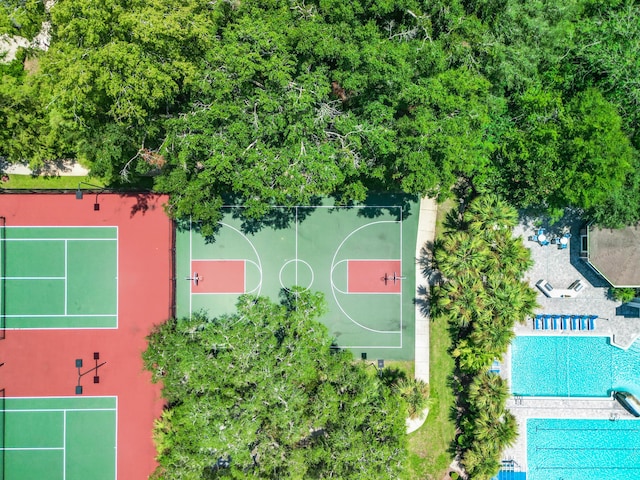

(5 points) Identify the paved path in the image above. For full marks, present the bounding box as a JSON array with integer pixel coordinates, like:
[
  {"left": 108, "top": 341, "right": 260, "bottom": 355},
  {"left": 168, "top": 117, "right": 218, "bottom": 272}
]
[
  {"left": 415, "top": 196, "right": 437, "bottom": 382},
  {"left": 407, "top": 196, "right": 437, "bottom": 434},
  {"left": 1, "top": 159, "right": 89, "bottom": 176}
]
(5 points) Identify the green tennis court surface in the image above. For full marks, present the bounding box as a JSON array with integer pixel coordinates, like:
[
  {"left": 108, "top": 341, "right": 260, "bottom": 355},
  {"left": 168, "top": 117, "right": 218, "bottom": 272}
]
[
  {"left": 0, "top": 227, "right": 117, "bottom": 329},
  {"left": 0, "top": 396, "right": 116, "bottom": 480},
  {"left": 176, "top": 201, "right": 418, "bottom": 359}
]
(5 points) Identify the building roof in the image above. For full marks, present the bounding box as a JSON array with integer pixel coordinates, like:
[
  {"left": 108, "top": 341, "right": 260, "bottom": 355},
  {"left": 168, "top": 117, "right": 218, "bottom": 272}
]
[{"left": 589, "top": 224, "right": 640, "bottom": 287}]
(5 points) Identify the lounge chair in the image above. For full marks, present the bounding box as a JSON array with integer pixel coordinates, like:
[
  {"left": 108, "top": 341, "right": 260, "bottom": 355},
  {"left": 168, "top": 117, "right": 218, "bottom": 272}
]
[
  {"left": 543, "top": 316, "right": 549, "bottom": 329},
  {"left": 534, "top": 317, "right": 541, "bottom": 330},
  {"left": 571, "top": 316, "right": 580, "bottom": 330}
]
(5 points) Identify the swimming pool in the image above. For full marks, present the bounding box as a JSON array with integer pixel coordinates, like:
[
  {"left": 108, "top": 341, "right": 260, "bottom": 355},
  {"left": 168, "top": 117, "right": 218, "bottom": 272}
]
[
  {"left": 528, "top": 418, "right": 640, "bottom": 480},
  {"left": 511, "top": 336, "right": 640, "bottom": 397}
]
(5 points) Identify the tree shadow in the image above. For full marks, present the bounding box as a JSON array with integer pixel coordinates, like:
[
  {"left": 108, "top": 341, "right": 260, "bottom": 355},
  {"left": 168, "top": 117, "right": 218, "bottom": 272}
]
[
  {"left": 379, "top": 367, "right": 408, "bottom": 388},
  {"left": 353, "top": 192, "right": 419, "bottom": 220}
]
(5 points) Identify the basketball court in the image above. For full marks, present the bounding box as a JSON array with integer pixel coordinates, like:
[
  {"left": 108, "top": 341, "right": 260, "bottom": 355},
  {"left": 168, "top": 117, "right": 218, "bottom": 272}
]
[
  {"left": 176, "top": 200, "right": 419, "bottom": 360},
  {"left": 0, "top": 193, "right": 172, "bottom": 480}
]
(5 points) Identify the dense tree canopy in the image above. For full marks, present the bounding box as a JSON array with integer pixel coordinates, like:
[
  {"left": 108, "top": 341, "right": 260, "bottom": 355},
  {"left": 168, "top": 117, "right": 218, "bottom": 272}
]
[
  {"left": 2, "top": 0, "right": 640, "bottom": 229},
  {"left": 143, "top": 291, "right": 407, "bottom": 479}
]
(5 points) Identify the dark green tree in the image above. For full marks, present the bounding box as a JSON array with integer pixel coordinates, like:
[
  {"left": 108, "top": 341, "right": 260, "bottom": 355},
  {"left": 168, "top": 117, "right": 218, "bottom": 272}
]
[{"left": 143, "top": 290, "right": 407, "bottom": 479}]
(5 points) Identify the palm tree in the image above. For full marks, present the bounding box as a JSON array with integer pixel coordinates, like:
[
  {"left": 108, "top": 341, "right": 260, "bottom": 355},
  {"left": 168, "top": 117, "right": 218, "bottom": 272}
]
[
  {"left": 486, "top": 234, "right": 533, "bottom": 279},
  {"left": 469, "top": 316, "right": 515, "bottom": 359},
  {"left": 468, "top": 371, "right": 510, "bottom": 416},
  {"left": 435, "top": 231, "right": 491, "bottom": 280},
  {"left": 463, "top": 194, "right": 518, "bottom": 236}
]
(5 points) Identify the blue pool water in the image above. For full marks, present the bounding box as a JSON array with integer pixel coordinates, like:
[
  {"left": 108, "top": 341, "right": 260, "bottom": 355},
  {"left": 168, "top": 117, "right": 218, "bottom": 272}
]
[
  {"left": 528, "top": 418, "right": 640, "bottom": 480},
  {"left": 511, "top": 336, "right": 640, "bottom": 397}
]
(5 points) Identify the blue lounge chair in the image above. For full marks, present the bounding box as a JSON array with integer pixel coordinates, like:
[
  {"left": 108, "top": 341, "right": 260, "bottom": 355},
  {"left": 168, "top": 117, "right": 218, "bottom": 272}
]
[
  {"left": 534, "top": 317, "right": 541, "bottom": 330},
  {"left": 552, "top": 315, "right": 561, "bottom": 330},
  {"left": 543, "top": 316, "right": 550, "bottom": 329},
  {"left": 571, "top": 316, "right": 580, "bottom": 330},
  {"left": 561, "top": 316, "right": 570, "bottom": 330},
  {"left": 581, "top": 315, "right": 589, "bottom": 330},
  {"left": 589, "top": 316, "right": 597, "bottom": 330}
]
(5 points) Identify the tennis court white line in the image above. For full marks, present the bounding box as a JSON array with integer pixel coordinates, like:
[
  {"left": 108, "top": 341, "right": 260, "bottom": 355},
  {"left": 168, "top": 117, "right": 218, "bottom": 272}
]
[
  {"left": 3, "top": 408, "right": 117, "bottom": 413},
  {"left": 63, "top": 410, "right": 67, "bottom": 480},
  {"left": 115, "top": 226, "right": 119, "bottom": 329},
  {"left": 5, "top": 327, "right": 118, "bottom": 331},
  {"left": 0, "top": 447, "right": 64, "bottom": 451},
  {"left": 64, "top": 240, "right": 68, "bottom": 316},
  {"left": 4, "top": 314, "right": 116, "bottom": 318},
  {"left": 3, "top": 395, "right": 116, "bottom": 399},
  {"left": 115, "top": 396, "right": 119, "bottom": 480},
  {"left": 0, "top": 238, "right": 117, "bottom": 242},
  {"left": 3, "top": 226, "right": 117, "bottom": 229},
  {"left": 0, "top": 276, "right": 65, "bottom": 280}
]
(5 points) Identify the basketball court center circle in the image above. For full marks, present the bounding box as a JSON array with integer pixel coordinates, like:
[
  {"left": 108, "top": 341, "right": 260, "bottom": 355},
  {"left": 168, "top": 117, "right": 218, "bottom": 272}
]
[{"left": 279, "top": 259, "right": 314, "bottom": 291}]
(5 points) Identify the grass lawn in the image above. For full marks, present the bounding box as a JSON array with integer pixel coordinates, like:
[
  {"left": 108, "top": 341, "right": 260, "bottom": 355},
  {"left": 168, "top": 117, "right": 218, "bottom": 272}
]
[
  {"left": 405, "top": 315, "right": 456, "bottom": 480},
  {"left": 0, "top": 174, "right": 102, "bottom": 190},
  {"left": 404, "top": 198, "right": 457, "bottom": 480}
]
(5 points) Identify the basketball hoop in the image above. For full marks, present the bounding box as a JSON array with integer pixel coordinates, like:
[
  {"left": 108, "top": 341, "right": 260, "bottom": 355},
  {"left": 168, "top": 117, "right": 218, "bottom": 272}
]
[{"left": 186, "top": 272, "right": 200, "bottom": 286}]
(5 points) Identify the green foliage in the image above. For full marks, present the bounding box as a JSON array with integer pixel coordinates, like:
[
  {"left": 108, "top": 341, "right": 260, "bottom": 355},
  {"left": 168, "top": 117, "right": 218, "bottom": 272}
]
[
  {"left": 394, "top": 377, "right": 430, "bottom": 419},
  {"left": 493, "top": 87, "right": 636, "bottom": 214},
  {"left": 431, "top": 194, "right": 533, "bottom": 478},
  {"left": 143, "top": 291, "right": 407, "bottom": 479},
  {"left": 0, "top": 0, "right": 46, "bottom": 39},
  {"left": 610, "top": 287, "right": 637, "bottom": 303}
]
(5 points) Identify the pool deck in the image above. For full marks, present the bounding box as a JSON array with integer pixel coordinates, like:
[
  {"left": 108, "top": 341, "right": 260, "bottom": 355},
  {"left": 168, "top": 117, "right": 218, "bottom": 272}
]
[
  {"left": 513, "top": 220, "right": 640, "bottom": 349},
  {"left": 502, "top": 218, "right": 640, "bottom": 474}
]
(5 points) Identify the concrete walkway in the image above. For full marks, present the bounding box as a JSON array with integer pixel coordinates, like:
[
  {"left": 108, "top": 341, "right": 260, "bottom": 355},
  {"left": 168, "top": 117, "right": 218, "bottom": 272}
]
[
  {"left": 407, "top": 196, "right": 437, "bottom": 434},
  {"left": 415, "top": 196, "right": 437, "bottom": 383},
  {"left": 1, "top": 159, "right": 89, "bottom": 176}
]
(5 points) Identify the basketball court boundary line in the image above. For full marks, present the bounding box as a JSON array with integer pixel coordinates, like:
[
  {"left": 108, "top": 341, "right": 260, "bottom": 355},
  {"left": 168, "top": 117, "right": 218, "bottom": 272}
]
[
  {"left": 330, "top": 219, "right": 403, "bottom": 340},
  {"left": 189, "top": 218, "right": 193, "bottom": 319},
  {"left": 222, "top": 204, "right": 405, "bottom": 209},
  {"left": 187, "top": 205, "right": 409, "bottom": 352}
]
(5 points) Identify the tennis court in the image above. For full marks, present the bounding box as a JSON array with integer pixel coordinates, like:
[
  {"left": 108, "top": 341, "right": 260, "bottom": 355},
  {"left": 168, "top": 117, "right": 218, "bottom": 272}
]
[
  {"left": 176, "top": 200, "right": 418, "bottom": 360},
  {"left": 0, "top": 193, "right": 172, "bottom": 480},
  {"left": 0, "top": 226, "right": 117, "bottom": 329},
  {"left": 0, "top": 396, "right": 116, "bottom": 480}
]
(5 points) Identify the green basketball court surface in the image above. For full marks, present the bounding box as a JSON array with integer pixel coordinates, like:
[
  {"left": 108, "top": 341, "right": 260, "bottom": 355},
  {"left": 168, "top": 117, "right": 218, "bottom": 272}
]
[
  {"left": 0, "top": 227, "right": 118, "bottom": 329},
  {"left": 176, "top": 199, "right": 419, "bottom": 360},
  {"left": 0, "top": 396, "right": 116, "bottom": 480}
]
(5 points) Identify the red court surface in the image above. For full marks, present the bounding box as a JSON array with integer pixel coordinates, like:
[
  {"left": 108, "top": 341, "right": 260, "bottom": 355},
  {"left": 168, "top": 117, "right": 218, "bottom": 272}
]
[
  {"left": 348, "top": 260, "right": 402, "bottom": 293},
  {"left": 191, "top": 260, "right": 245, "bottom": 293},
  {"left": 0, "top": 193, "right": 172, "bottom": 480}
]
